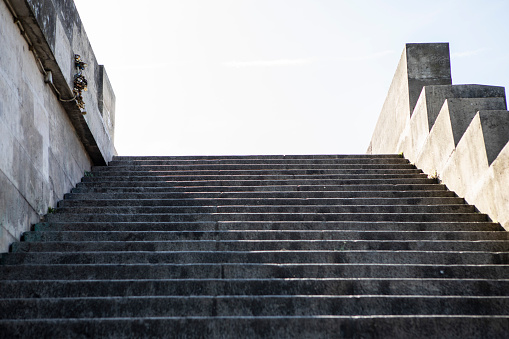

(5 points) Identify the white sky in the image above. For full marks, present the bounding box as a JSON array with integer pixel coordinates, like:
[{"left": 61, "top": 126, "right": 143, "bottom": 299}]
[{"left": 73, "top": 0, "right": 509, "bottom": 156}]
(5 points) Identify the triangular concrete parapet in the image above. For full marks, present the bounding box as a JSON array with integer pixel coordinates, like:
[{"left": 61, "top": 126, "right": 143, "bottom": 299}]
[
  {"left": 417, "top": 85, "right": 506, "bottom": 132},
  {"left": 369, "top": 42, "right": 509, "bottom": 230},
  {"left": 478, "top": 110, "right": 509, "bottom": 165},
  {"left": 369, "top": 43, "right": 452, "bottom": 155},
  {"left": 444, "top": 98, "right": 506, "bottom": 147}
]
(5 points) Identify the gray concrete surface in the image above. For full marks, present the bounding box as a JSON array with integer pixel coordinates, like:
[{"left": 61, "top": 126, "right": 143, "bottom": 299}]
[
  {"left": 368, "top": 43, "right": 451, "bottom": 154},
  {"left": 0, "top": 0, "right": 116, "bottom": 252},
  {"left": 369, "top": 43, "right": 509, "bottom": 230}
]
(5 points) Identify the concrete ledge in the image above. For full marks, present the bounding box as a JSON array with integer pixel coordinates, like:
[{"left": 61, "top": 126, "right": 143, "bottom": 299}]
[{"left": 369, "top": 43, "right": 509, "bottom": 229}]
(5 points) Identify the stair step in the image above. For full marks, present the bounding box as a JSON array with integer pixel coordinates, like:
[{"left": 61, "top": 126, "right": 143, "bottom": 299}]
[
  {"left": 65, "top": 190, "right": 458, "bottom": 200},
  {"left": 3, "top": 251, "right": 509, "bottom": 265},
  {"left": 91, "top": 168, "right": 424, "bottom": 176},
  {"left": 97, "top": 163, "right": 419, "bottom": 172},
  {"left": 51, "top": 204, "right": 476, "bottom": 215},
  {"left": 44, "top": 212, "right": 488, "bottom": 223},
  {"left": 107, "top": 158, "right": 411, "bottom": 166},
  {"left": 71, "top": 184, "right": 450, "bottom": 194},
  {"left": 76, "top": 178, "right": 437, "bottom": 187},
  {"left": 112, "top": 154, "right": 403, "bottom": 160},
  {"left": 23, "top": 230, "right": 508, "bottom": 242},
  {"left": 58, "top": 197, "right": 466, "bottom": 208},
  {"left": 34, "top": 221, "right": 503, "bottom": 232},
  {"left": 11, "top": 240, "right": 509, "bottom": 252},
  {"left": 1, "top": 295, "right": 509, "bottom": 319},
  {"left": 82, "top": 174, "right": 429, "bottom": 182},
  {"left": 2, "top": 278, "right": 509, "bottom": 298},
  {"left": 2, "top": 263, "right": 509, "bottom": 279},
  {"left": 1, "top": 316, "right": 508, "bottom": 338}
]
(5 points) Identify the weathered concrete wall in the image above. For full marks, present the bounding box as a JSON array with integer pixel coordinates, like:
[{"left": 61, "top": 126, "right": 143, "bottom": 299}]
[
  {"left": 369, "top": 43, "right": 509, "bottom": 230},
  {"left": 367, "top": 43, "right": 452, "bottom": 154},
  {"left": 0, "top": 0, "right": 116, "bottom": 252}
]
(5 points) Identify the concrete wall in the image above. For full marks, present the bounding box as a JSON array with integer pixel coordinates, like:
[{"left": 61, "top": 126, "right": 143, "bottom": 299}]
[
  {"left": 369, "top": 43, "right": 509, "bottom": 230},
  {"left": 0, "top": 0, "right": 116, "bottom": 252}
]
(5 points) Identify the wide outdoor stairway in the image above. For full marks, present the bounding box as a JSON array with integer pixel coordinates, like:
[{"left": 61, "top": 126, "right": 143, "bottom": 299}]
[{"left": 2, "top": 154, "right": 509, "bottom": 338}]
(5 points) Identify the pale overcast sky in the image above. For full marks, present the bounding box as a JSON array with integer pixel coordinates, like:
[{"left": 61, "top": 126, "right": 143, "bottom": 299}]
[{"left": 73, "top": 0, "right": 509, "bottom": 156}]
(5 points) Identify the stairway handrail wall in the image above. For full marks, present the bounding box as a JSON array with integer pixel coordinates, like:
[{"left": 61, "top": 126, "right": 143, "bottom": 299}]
[
  {"left": 368, "top": 42, "right": 509, "bottom": 230},
  {"left": 0, "top": 0, "right": 116, "bottom": 252}
]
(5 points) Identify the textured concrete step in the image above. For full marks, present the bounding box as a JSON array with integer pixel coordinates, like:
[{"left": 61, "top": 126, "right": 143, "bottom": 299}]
[
  {"left": 23, "top": 230, "right": 508, "bottom": 242},
  {"left": 33, "top": 221, "right": 504, "bottom": 232},
  {"left": 65, "top": 189, "right": 458, "bottom": 200},
  {"left": 2, "top": 295, "right": 509, "bottom": 319},
  {"left": 112, "top": 154, "right": 403, "bottom": 160},
  {"left": 71, "top": 183, "right": 450, "bottom": 194},
  {"left": 82, "top": 173, "right": 429, "bottom": 182},
  {"left": 58, "top": 197, "right": 466, "bottom": 208},
  {"left": 1, "top": 316, "right": 508, "bottom": 339},
  {"left": 75, "top": 178, "right": 438, "bottom": 188},
  {"left": 3, "top": 250, "right": 509, "bottom": 265},
  {"left": 107, "top": 158, "right": 411, "bottom": 166},
  {"left": 2, "top": 263, "right": 509, "bottom": 280},
  {"left": 44, "top": 212, "right": 488, "bottom": 223},
  {"left": 3, "top": 278, "right": 509, "bottom": 298},
  {"left": 12, "top": 240, "right": 509, "bottom": 253},
  {"left": 95, "top": 163, "right": 420, "bottom": 172},
  {"left": 91, "top": 168, "right": 424, "bottom": 177},
  {"left": 50, "top": 204, "right": 476, "bottom": 215}
]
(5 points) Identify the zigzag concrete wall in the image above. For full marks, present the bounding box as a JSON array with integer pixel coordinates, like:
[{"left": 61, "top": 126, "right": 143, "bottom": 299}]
[
  {"left": 0, "top": 0, "right": 116, "bottom": 252},
  {"left": 369, "top": 43, "right": 509, "bottom": 230}
]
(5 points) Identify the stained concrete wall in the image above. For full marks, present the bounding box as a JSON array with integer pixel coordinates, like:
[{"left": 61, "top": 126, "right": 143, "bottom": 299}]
[
  {"left": 0, "top": 0, "right": 116, "bottom": 252},
  {"left": 367, "top": 43, "right": 452, "bottom": 154},
  {"left": 369, "top": 43, "right": 509, "bottom": 230}
]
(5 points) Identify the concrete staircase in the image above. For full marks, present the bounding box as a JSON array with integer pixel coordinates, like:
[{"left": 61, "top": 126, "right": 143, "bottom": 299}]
[{"left": 1, "top": 154, "right": 509, "bottom": 338}]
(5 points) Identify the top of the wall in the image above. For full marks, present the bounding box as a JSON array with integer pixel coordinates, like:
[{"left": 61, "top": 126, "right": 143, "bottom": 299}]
[
  {"left": 368, "top": 43, "right": 452, "bottom": 155},
  {"left": 5, "top": 0, "right": 116, "bottom": 165},
  {"left": 405, "top": 43, "right": 452, "bottom": 114}
]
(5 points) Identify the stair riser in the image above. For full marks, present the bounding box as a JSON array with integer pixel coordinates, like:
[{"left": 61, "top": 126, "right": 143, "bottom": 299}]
[
  {"left": 2, "top": 264, "right": 508, "bottom": 279},
  {"left": 76, "top": 178, "right": 437, "bottom": 187},
  {"left": 65, "top": 190, "right": 457, "bottom": 200},
  {"left": 3, "top": 251, "right": 509, "bottom": 265},
  {"left": 50, "top": 205, "right": 476, "bottom": 215},
  {"left": 34, "top": 221, "right": 503, "bottom": 232},
  {"left": 107, "top": 158, "right": 411, "bottom": 166},
  {"left": 91, "top": 169, "right": 424, "bottom": 177},
  {"left": 71, "top": 184, "right": 448, "bottom": 193},
  {"left": 111, "top": 154, "right": 402, "bottom": 160},
  {"left": 58, "top": 197, "right": 466, "bottom": 208},
  {"left": 23, "top": 230, "right": 507, "bottom": 242},
  {"left": 2, "top": 296, "right": 509, "bottom": 319},
  {"left": 82, "top": 174, "right": 428, "bottom": 182},
  {"left": 96, "top": 164, "right": 419, "bottom": 172},
  {"left": 1, "top": 317, "right": 508, "bottom": 339},
  {"left": 44, "top": 213, "right": 488, "bottom": 223},
  {"left": 3, "top": 279, "right": 509, "bottom": 298},
  {"left": 12, "top": 240, "right": 509, "bottom": 253}
]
